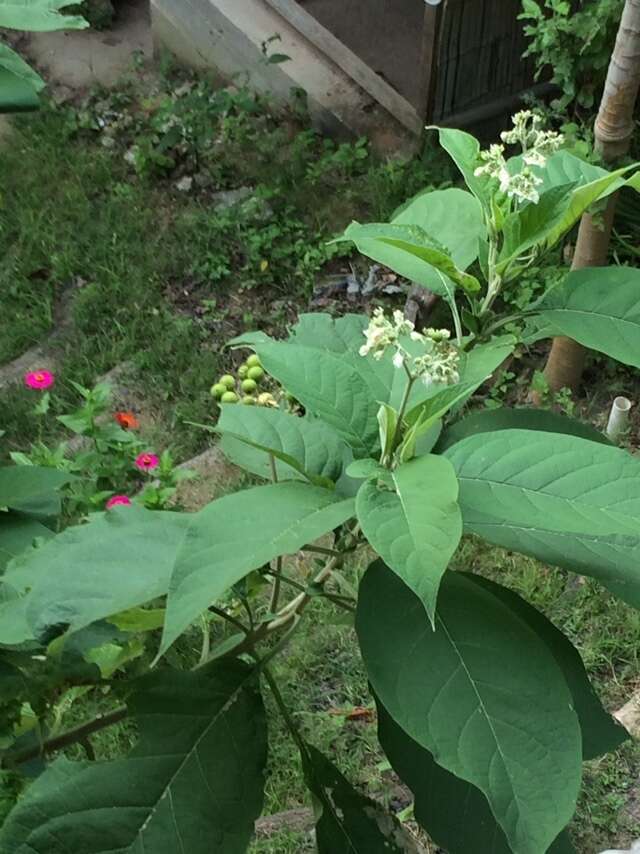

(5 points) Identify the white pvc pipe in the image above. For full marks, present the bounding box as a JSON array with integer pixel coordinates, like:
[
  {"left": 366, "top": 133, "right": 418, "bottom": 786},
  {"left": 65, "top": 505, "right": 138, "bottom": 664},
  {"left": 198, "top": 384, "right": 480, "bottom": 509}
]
[{"left": 606, "top": 396, "right": 632, "bottom": 443}]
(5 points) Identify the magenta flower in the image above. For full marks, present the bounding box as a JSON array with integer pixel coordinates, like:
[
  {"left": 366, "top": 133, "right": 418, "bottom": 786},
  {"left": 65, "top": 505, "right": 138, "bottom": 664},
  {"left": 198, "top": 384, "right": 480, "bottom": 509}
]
[
  {"left": 24, "top": 370, "right": 55, "bottom": 391},
  {"left": 135, "top": 452, "right": 159, "bottom": 472},
  {"left": 106, "top": 495, "right": 132, "bottom": 509}
]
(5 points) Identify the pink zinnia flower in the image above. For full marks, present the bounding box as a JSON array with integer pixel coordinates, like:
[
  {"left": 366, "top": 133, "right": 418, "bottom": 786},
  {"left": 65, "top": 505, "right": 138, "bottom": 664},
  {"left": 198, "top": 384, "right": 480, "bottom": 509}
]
[
  {"left": 24, "top": 370, "right": 54, "bottom": 390},
  {"left": 106, "top": 495, "right": 132, "bottom": 509},
  {"left": 135, "top": 452, "right": 159, "bottom": 472}
]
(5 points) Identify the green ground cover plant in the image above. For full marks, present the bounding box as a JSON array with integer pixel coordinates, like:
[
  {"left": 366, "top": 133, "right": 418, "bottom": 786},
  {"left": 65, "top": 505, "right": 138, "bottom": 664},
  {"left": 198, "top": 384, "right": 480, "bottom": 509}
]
[
  {"left": 520, "top": 0, "right": 624, "bottom": 115},
  {"left": 0, "top": 70, "right": 443, "bottom": 459},
  {"left": 3, "top": 111, "right": 640, "bottom": 852}
]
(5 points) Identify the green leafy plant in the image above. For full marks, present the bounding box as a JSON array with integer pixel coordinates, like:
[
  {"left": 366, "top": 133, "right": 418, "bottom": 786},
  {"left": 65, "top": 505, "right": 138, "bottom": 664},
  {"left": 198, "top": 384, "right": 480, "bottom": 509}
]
[
  {"left": 1, "top": 283, "right": 640, "bottom": 850},
  {"left": 3, "top": 113, "right": 640, "bottom": 852},
  {"left": 343, "top": 112, "right": 640, "bottom": 359},
  {"left": 10, "top": 372, "right": 189, "bottom": 518},
  {"left": 0, "top": 0, "right": 88, "bottom": 113},
  {"left": 520, "top": 0, "right": 624, "bottom": 114}
]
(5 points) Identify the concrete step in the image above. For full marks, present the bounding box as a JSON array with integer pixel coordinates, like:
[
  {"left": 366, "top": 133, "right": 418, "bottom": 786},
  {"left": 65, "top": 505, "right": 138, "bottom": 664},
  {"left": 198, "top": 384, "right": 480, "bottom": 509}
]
[{"left": 150, "top": 0, "right": 416, "bottom": 154}]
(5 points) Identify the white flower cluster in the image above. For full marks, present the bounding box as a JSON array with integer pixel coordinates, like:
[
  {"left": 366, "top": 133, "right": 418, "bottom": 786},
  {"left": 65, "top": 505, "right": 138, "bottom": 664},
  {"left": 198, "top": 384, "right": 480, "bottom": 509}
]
[
  {"left": 474, "top": 111, "right": 564, "bottom": 205},
  {"left": 359, "top": 308, "right": 460, "bottom": 386},
  {"left": 359, "top": 308, "right": 418, "bottom": 360}
]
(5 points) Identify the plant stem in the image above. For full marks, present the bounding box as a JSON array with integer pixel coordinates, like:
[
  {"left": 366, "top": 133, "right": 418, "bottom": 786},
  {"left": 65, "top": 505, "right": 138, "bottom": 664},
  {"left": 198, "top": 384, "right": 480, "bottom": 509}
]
[
  {"left": 388, "top": 364, "right": 415, "bottom": 460},
  {"left": 208, "top": 604, "right": 249, "bottom": 634},
  {"left": 199, "top": 614, "right": 211, "bottom": 665},
  {"left": 269, "top": 556, "right": 283, "bottom": 613},
  {"left": 262, "top": 666, "right": 307, "bottom": 755},
  {"left": 263, "top": 569, "right": 307, "bottom": 594},
  {"left": 2, "top": 706, "right": 128, "bottom": 769},
  {"left": 301, "top": 544, "right": 343, "bottom": 558},
  {"left": 213, "top": 552, "right": 344, "bottom": 661},
  {"left": 269, "top": 452, "right": 278, "bottom": 483},
  {"left": 479, "top": 228, "right": 502, "bottom": 316}
]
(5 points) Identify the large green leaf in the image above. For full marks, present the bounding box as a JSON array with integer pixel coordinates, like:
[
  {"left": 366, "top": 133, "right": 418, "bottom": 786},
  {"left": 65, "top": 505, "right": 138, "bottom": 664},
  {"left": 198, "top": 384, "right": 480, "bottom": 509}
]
[
  {"left": 161, "top": 482, "right": 355, "bottom": 653},
  {"left": 217, "top": 404, "right": 349, "bottom": 485},
  {"left": 500, "top": 152, "right": 639, "bottom": 266},
  {"left": 0, "top": 43, "right": 41, "bottom": 112},
  {"left": 377, "top": 700, "right": 576, "bottom": 854},
  {"left": 0, "top": 582, "right": 32, "bottom": 645},
  {"left": 6, "top": 484, "right": 354, "bottom": 650},
  {"left": 0, "top": 513, "right": 53, "bottom": 571},
  {"left": 244, "top": 339, "right": 384, "bottom": 458},
  {"left": 470, "top": 574, "right": 627, "bottom": 759},
  {"left": 356, "top": 454, "right": 461, "bottom": 622},
  {"left": 289, "top": 312, "right": 369, "bottom": 352},
  {"left": 0, "top": 0, "right": 87, "bottom": 31},
  {"left": 535, "top": 149, "right": 626, "bottom": 196},
  {"left": 0, "top": 464, "right": 72, "bottom": 516},
  {"left": 445, "top": 429, "right": 640, "bottom": 606},
  {"left": 436, "top": 127, "right": 490, "bottom": 207},
  {"left": 341, "top": 222, "right": 481, "bottom": 295},
  {"left": 536, "top": 266, "right": 640, "bottom": 369},
  {"left": 0, "top": 660, "right": 267, "bottom": 853},
  {"left": 344, "top": 188, "right": 486, "bottom": 306},
  {"left": 301, "top": 743, "right": 406, "bottom": 853},
  {"left": 436, "top": 406, "right": 610, "bottom": 453},
  {"left": 499, "top": 182, "right": 576, "bottom": 269},
  {"left": 391, "top": 187, "right": 486, "bottom": 269},
  {"left": 356, "top": 561, "right": 582, "bottom": 854},
  {"left": 0, "top": 465, "right": 69, "bottom": 573},
  {"left": 3, "top": 506, "right": 190, "bottom": 643}
]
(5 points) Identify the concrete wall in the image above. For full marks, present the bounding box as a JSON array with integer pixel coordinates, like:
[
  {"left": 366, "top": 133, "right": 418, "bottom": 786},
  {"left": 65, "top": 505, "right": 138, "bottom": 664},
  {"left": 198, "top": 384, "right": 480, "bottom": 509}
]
[{"left": 150, "top": 0, "right": 415, "bottom": 154}]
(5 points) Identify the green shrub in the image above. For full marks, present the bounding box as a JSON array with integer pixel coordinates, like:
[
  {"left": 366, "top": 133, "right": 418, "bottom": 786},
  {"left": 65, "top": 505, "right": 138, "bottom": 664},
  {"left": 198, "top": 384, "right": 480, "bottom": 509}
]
[{"left": 520, "top": 0, "right": 623, "bottom": 114}]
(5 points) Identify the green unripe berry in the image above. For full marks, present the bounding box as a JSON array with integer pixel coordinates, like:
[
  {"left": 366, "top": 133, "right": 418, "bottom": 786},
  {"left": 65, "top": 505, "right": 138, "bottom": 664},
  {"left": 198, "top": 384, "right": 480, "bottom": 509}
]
[
  {"left": 247, "top": 366, "right": 264, "bottom": 382},
  {"left": 247, "top": 354, "right": 261, "bottom": 368},
  {"left": 219, "top": 374, "right": 236, "bottom": 389},
  {"left": 238, "top": 364, "right": 249, "bottom": 379},
  {"left": 241, "top": 395, "right": 257, "bottom": 405},
  {"left": 242, "top": 378, "right": 258, "bottom": 393},
  {"left": 210, "top": 383, "right": 227, "bottom": 399},
  {"left": 221, "top": 391, "right": 239, "bottom": 403}
]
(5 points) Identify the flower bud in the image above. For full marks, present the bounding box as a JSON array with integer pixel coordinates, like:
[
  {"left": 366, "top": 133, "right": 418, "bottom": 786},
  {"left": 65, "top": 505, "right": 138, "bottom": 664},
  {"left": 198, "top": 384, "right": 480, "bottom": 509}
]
[
  {"left": 210, "top": 383, "right": 227, "bottom": 399},
  {"left": 247, "top": 366, "right": 264, "bottom": 382}
]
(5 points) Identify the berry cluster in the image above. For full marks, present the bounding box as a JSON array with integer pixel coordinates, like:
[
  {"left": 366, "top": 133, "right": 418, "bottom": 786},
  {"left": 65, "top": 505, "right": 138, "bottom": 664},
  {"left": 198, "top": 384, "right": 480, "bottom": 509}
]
[{"left": 210, "top": 354, "right": 277, "bottom": 407}]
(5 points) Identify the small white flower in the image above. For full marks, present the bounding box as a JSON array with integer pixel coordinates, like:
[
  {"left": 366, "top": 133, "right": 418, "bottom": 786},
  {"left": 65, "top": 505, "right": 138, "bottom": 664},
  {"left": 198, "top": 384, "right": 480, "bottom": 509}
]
[
  {"left": 360, "top": 312, "right": 459, "bottom": 386},
  {"left": 474, "top": 144, "right": 507, "bottom": 180},
  {"left": 411, "top": 328, "right": 460, "bottom": 387},
  {"left": 523, "top": 150, "right": 547, "bottom": 168},
  {"left": 481, "top": 112, "right": 564, "bottom": 206},
  {"left": 498, "top": 166, "right": 511, "bottom": 195}
]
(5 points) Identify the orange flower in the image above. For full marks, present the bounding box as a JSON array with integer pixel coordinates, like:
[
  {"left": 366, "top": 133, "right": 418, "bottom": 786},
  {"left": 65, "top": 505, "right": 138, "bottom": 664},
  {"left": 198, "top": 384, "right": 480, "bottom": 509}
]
[{"left": 114, "top": 411, "right": 140, "bottom": 430}]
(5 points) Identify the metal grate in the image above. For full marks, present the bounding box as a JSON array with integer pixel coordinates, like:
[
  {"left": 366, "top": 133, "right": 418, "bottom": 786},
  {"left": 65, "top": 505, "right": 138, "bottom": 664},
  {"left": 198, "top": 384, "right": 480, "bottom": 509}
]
[{"left": 433, "top": 0, "right": 538, "bottom": 122}]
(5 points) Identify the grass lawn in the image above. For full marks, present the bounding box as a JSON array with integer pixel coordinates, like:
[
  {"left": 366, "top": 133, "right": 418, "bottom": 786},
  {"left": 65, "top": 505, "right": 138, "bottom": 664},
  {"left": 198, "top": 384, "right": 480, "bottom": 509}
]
[{"left": 1, "top": 64, "right": 640, "bottom": 853}]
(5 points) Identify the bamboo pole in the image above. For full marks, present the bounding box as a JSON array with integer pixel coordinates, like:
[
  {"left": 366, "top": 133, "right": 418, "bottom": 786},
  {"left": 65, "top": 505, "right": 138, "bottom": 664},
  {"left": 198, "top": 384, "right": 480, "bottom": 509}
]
[{"left": 543, "top": 0, "right": 640, "bottom": 393}]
